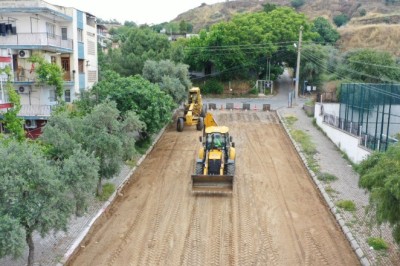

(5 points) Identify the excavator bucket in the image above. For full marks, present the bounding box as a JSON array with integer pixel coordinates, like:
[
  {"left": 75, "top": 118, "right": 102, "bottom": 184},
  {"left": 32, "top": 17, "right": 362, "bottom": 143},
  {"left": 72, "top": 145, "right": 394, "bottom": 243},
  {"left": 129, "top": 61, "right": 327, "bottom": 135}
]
[{"left": 191, "top": 174, "right": 233, "bottom": 194}]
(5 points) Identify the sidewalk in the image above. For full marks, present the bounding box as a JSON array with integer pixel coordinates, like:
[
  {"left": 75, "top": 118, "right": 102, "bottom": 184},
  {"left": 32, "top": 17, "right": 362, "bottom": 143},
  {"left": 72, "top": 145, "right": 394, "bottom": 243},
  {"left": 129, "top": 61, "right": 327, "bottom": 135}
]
[{"left": 278, "top": 103, "right": 400, "bottom": 266}]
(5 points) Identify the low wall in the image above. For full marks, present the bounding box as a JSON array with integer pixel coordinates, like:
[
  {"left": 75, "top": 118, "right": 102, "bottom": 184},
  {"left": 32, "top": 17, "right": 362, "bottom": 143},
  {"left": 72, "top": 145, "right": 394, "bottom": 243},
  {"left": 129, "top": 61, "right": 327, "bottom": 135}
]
[{"left": 314, "top": 103, "right": 370, "bottom": 164}]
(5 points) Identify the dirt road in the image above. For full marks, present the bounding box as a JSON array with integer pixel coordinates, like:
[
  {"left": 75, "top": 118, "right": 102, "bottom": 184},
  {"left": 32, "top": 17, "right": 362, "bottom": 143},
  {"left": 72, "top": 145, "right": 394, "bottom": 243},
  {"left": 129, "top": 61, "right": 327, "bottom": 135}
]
[{"left": 67, "top": 111, "right": 359, "bottom": 266}]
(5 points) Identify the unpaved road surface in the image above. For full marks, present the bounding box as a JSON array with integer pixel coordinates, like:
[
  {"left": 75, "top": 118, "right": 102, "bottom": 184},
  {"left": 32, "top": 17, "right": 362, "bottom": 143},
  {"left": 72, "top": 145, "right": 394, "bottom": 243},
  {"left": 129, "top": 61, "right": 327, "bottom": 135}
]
[{"left": 67, "top": 111, "right": 359, "bottom": 266}]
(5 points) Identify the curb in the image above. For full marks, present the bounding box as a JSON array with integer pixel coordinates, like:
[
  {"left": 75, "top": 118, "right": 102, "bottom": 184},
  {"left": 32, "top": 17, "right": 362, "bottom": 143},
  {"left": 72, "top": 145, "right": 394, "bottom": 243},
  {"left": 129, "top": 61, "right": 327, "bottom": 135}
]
[
  {"left": 59, "top": 122, "right": 170, "bottom": 265},
  {"left": 276, "top": 109, "right": 370, "bottom": 266}
]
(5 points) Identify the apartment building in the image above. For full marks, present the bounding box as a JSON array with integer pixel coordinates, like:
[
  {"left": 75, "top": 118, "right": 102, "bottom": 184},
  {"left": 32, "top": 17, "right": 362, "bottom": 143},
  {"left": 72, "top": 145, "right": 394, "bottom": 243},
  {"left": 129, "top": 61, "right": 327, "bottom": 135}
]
[{"left": 0, "top": 0, "right": 98, "bottom": 137}]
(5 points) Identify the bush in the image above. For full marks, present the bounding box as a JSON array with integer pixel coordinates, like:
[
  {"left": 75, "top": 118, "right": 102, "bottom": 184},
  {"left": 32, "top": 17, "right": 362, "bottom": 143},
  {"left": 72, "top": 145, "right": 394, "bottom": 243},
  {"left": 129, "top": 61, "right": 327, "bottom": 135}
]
[
  {"left": 248, "top": 88, "right": 258, "bottom": 95},
  {"left": 336, "top": 200, "right": 356, "bottom": 211},
  {"left": 359, "top": 9, "right": 366, "bottom": 17},
  {"left": 367, "top": 237, "right": 389, "bottom": 250},
  {"left": 318, "top": 172, "right": 338, "bottom": 183},
  {"left": 333, "top": 14, "right": 349, "bottom": 27},
  {"left": 291, "top": 0, "right": 305, "bottom": 8},
  {"left": 97, "top": 183, "right": 116, "bottom": 201},
  {"left": 201, "top": 79, "right": 224, "bottom": 94}
]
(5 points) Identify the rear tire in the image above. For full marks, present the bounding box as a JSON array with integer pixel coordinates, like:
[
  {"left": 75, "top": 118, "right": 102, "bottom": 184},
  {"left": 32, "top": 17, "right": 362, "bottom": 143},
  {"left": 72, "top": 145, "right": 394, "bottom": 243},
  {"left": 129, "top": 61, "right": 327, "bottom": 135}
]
[
  {"left": 177, "top": 117, "right": 184, "bottom": 132},
  {"left": 195, "top": 162, "right": 203, "bottom": 175},
  {"left": 226, "top": 163, "right": 235, "bottom": 176},
  {"left": 197, "top": 117, "right": 204, "bottom": 131}
]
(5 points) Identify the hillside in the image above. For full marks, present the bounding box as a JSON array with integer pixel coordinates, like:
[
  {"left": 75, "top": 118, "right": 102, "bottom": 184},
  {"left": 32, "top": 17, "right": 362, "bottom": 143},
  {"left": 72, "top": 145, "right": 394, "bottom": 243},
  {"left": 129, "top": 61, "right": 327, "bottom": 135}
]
[{"left": 172, "top": 0, "right": 400, "bottom": 55}]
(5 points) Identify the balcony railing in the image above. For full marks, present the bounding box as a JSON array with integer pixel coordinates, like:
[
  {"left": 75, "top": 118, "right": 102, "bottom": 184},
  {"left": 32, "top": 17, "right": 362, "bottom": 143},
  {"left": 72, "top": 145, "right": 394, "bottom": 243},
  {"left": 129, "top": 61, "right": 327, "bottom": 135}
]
[
  {"left": 13, "top": 67, "right": 73, "bottom": 82},
  {"left": 0, "top": 32, "right": 73, "bottom": 51}
]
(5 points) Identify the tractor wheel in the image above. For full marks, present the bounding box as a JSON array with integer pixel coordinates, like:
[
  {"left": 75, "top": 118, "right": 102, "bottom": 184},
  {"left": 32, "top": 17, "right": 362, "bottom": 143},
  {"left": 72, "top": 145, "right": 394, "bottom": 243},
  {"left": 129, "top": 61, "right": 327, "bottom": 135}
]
[
  {"left": 195, "top": 162, "right": 203, "bottom": 175},
  {"left": 226, "top": 163, "right": 235, "bottom": 176},
  {"left": 201, "top": 105, "right": 207, "bottom": 117},
  {"left": 177, "top": 117, "right": 184, "bottom": 132},
  {"left": 197, "top": 117, "right": 204, "bottom": 131}
]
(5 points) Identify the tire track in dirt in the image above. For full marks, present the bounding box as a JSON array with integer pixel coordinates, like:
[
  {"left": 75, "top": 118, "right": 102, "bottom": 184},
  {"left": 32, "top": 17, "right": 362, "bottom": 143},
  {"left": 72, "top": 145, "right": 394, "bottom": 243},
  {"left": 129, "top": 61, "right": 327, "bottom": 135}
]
[
  {"left": 104, "top": 134, "right": 180, "bottom": 265},
  {"left": 246, "top": 118, "right": 307, "bottom": 263},
  {"left": 148, "top": 150, "right": 196, "bottom": 266},
  {"left": 67, "top": 111, "right": 359, "bottom": 266},
  {"left": 228, "top": 111, "right": 305, "bottom": 264}
]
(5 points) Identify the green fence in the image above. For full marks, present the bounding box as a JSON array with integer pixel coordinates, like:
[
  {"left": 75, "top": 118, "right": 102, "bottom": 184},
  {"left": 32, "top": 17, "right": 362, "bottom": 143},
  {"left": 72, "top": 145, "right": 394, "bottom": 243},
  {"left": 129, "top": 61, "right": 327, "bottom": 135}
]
[{"left": 339, "top": 83, "right": 400, "bottom": 152}]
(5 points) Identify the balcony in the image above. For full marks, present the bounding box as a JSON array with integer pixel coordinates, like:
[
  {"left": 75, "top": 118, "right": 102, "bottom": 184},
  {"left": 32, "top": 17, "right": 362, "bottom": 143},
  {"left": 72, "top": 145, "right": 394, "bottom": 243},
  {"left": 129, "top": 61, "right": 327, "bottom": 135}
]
[
  {"left": 13, "top": 67, "right": 74, "bottom": 84},
  {"left": 0, "top": 33, "right": 73, "bottom": 53}
]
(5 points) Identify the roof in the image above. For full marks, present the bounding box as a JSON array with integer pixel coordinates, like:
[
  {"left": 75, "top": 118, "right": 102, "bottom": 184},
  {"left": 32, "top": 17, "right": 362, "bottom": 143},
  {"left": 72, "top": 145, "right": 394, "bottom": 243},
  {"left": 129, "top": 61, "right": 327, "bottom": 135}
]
[
  {"left": 189, "top": 87, "right": 200, "bottom": 93},
  {"left": 205, "top": 126, "right": 229, "bottom": 134}
]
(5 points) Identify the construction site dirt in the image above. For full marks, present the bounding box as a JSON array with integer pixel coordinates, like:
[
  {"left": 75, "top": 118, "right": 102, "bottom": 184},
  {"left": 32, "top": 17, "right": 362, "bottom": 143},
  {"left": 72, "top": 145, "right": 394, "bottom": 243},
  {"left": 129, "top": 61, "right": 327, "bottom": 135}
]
[{"left": 66, "top": 110, "right": 360, "bottom": 266}]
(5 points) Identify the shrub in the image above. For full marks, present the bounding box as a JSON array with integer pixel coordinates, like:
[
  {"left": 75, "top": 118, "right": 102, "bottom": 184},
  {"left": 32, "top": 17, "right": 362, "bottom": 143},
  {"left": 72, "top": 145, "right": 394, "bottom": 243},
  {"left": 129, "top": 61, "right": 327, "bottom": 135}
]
[
  {"left": 291, "top": 0, "right": 305, "bottom": 8},
  {"left": 336, "top": 200, "right": 356, "bottom": 211},
  {"left": 201, "top": 79, "right": 224, "bottom": 94},
  {"left": 333, "top": 14, "right": 349, "bottom": 27},
  {"left": 97, "top": 183, "right": 116, "bottom": 201},
  {"left": 248, "top": 88, "right": 258, "bottom": 95},
  {"left": 359, "top": 9, "right": 366, "bottom": 17},
  {"left": 367, "top": 237, "right": 389, "bottom": 250},
  {"left": 318, "top": 172, "right": 338, "bottom": 183}
]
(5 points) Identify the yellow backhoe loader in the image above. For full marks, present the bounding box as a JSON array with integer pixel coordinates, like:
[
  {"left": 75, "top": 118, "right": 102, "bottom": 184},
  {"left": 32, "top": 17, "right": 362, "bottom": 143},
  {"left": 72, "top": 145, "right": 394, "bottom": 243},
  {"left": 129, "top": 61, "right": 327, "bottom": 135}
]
[
  {"left": 177, "top": 87, "right": 207, "bottom": 132},
  {"left": 191, "top": 113, "right": 236, "bottom": 194}
]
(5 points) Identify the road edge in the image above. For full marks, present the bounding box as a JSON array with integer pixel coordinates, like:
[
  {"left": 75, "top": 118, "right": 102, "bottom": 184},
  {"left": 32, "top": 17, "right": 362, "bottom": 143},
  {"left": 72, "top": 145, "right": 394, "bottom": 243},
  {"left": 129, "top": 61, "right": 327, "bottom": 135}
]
[
  {"left": 276, "top": 109, "right": 371, "bottom": 266},
  {"left": 58, "top": 120, "right": 171, "bottom": 265}
]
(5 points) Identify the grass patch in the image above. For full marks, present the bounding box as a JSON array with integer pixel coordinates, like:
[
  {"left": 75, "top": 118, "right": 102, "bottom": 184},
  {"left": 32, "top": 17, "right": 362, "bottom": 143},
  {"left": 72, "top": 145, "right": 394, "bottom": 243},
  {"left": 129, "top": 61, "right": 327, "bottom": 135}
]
[
  {"left": 325, "top": 185, "right": 338, "bottom": 196},
  {"left": 318, "top": 172, "right": 338, "bottom": 183},
  {"left": 97, "top": 183, "right": 116, "bottom": 201},
  {"left": 367, "top": 237, "right": 389, "bottom": 250},
  {"left": 284, "top": 115, "right": 298, "bottom": 127},
  {"left": 336, "top": 199, "right": 356, "bottom": 212},
  {"left": 291, "top": 130, "right": 317, "bottom": 156}
]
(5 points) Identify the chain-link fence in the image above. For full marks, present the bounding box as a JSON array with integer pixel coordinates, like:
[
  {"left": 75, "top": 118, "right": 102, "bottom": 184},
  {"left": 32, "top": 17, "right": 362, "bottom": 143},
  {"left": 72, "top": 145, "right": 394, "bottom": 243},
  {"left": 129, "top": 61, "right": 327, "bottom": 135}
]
[{"left": 339, "top": 83, "right": 400, "bottom": 151}]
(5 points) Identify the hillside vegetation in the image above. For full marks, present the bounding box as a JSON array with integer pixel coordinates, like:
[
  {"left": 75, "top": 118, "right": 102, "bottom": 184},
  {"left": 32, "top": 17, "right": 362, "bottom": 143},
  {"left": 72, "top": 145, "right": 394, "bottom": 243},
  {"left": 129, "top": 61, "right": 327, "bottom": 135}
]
[{"left": 172, "top": 0, "right": 400, "bottom": 55}]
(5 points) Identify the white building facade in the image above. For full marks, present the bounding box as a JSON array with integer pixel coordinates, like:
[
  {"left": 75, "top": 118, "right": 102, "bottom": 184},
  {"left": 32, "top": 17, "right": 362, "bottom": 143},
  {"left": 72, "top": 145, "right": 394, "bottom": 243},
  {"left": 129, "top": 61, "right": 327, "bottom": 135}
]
[{"left": 0, "top": 0, "right": 98, "bottom": 135}]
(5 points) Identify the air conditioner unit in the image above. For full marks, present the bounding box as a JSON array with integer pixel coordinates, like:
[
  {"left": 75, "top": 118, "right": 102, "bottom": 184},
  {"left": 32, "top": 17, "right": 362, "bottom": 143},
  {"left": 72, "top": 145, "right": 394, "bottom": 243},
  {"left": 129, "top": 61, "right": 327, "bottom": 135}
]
[
  {"left": 25, "top": 119, "right": 37, "bottom": 129},
  {"left": 18, "top": 50, "right": 31, "bottom": 58},
  {"left": 17, "top": 86, "right": 30, "bottom": 94}
]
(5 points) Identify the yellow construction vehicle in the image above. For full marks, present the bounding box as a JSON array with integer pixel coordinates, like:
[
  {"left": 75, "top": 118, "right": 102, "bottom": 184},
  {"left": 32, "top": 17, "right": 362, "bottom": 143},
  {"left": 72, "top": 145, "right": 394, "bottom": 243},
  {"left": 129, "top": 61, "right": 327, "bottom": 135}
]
[
  {"left": 191, "top": 113, "right": 236, "bottom": 193},
  {"left": 177, "top": 87, "right": 207, "bottom": 132}
]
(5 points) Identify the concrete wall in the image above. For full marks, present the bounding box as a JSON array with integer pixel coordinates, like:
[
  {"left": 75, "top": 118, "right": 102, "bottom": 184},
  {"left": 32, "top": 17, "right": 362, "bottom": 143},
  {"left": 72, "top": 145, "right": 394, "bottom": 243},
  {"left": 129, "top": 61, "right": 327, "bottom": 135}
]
[{"left": 315, "top": 103, "right": 371, "bottom": 164}]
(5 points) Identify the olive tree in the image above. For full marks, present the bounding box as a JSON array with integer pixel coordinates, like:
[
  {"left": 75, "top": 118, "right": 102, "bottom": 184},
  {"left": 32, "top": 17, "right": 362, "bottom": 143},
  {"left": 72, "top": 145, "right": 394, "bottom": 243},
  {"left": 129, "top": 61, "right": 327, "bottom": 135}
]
[
  {"left": 0, "top": 140, "right": 73, "bottom": 266},
  {"left": 142, "top": 59, "right": 191, "bottom": 103}
]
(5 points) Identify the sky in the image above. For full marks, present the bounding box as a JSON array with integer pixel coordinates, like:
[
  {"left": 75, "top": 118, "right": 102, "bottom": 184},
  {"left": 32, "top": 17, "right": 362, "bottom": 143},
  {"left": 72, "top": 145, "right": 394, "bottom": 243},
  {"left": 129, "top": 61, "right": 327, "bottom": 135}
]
[{"left": 46, "top": 0, "right": 225, "bottom": 25}]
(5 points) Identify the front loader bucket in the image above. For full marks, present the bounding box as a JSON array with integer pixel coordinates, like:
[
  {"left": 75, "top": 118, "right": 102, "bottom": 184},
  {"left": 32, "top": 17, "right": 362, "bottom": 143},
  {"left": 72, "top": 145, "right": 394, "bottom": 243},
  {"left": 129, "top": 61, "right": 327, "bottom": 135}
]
[{"left": 191, "top": 174, "right": 233, "bottom": 194}]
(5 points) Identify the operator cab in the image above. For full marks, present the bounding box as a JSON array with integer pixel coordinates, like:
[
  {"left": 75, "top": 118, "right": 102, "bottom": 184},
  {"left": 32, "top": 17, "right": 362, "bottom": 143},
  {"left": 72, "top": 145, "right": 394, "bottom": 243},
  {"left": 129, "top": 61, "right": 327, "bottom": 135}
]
[{"left": 206, "top": 133, "right": 226, "bottom": 150}]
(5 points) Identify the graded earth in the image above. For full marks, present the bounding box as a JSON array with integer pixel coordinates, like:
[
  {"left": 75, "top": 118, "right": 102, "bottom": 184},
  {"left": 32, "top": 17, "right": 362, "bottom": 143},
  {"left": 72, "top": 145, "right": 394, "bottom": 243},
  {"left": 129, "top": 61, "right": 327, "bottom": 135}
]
[{"left": 66, "top": 111, "right": 359, "bottom": 266}]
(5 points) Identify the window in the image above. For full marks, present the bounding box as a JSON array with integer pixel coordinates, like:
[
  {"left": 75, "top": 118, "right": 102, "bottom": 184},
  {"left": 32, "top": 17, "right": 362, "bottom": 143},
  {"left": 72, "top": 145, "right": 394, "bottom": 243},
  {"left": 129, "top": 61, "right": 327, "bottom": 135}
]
[
  {"left": 46, "top": 22, "right": 55, "bottom": 38},
  {"left": 61, "top": 27, "right": 67, "bottom": 40},
  {"left": 49, "top": 89, "right": 56, "bottom": 102},
  {"left": 77, "top": 29, "right": 83, "bottom": 42},
  {"left": 64, "top": 90, "right": 71, "bottom": 102},
  {"left": 78, "top": 59, "right": 84, "bottom": 73}
]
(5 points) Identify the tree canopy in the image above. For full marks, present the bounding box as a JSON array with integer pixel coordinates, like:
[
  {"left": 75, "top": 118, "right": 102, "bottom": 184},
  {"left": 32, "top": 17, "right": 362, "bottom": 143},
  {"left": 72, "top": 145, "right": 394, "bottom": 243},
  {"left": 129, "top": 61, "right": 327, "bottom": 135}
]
[
  {"left": 0, "top": 140, "right": 73, "bottom": 265},
  {"left": 90, "top": 71, "right": 175, "bottom": 136},
  {"left": 184, "top": 7, "right": 318, "bottom": 81},
  {"left": 312, "top": 17, "right": 340, "bottom": 44},
  {"left": 358, "top": 143, "right": 400, "bottom": 243},
  {"left": 339, "top": 48, "right": 400, "bottom": 83},
  {"left": 107, "top": 28, "right": 172, "bottom": 76},
  {"left": 142, "top": 59, "right": 192, "bottom": 103}
]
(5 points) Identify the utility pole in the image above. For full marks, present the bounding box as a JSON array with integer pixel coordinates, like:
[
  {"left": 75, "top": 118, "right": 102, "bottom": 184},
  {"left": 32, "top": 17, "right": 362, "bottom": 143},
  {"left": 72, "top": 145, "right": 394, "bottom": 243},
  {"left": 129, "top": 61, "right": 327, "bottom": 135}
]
[{"left": 294, "top": 26, "right": 303, "bottom": 103}]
